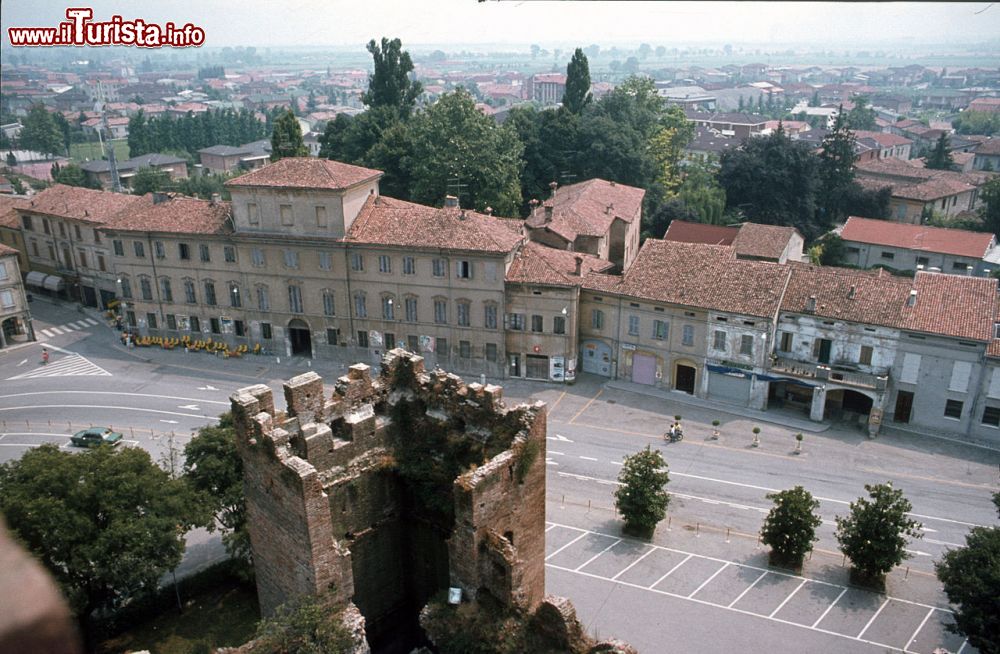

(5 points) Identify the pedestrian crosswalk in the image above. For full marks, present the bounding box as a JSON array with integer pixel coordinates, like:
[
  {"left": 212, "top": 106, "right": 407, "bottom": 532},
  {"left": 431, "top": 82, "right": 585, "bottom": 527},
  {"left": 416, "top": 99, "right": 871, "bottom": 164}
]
[
  {"left": 8, "top": 351, "right": 112, "bottom": 380},
  {"left": 36, "top": 318, "right": 100, "bottom": 340}
]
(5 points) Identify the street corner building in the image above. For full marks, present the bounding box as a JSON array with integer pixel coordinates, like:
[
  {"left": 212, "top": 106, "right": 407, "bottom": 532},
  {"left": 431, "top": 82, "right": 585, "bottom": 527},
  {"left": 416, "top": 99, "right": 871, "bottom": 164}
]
[{"left": 228, "top": 349, "right": 549, "bottom": 650}]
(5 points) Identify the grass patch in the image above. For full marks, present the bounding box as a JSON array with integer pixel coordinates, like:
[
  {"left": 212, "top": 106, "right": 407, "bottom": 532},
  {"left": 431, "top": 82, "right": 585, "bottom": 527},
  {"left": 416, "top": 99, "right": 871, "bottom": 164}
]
[
  {"left": 97, "top": 563, "right": 259, "bottom": 654},
  {"left": 70, "top": 139, "right": 129, "bottom": 163}
]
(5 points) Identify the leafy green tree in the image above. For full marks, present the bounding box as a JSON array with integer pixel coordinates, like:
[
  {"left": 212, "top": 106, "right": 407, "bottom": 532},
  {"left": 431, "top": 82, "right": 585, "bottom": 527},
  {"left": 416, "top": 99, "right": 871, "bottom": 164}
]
[
  {"left": 925, "top": 133, "right": 955, "bottom": 170},
  {"left": 363, "top": 117, "right": 414, "bottom": 200},
  {"left": 20, "top": 104, "right": 64, "bottom": 156},
  {"left": 175, "top": 172, "right": 231, "bottom": 201},
  {"left": 52, "top": 111, "right": 71, "bottom": 156},
  {"left": 677, "top": 159, "right": 726, "bottom": 224},
  {"left": 0, "top": 444, "right": 204, "bottom": 624},
  {"left": 614, "top": 445, "right": 670, "bottom": 536},
  {"left": 643, "top": 196, "right": 700, "bottom": 240},
  {"left": 270, "top": 109, "right": 309, "bottom": 161},
  {"left": 184, "top": 412, "right": 249, "bottom": 566},
  {"left": 6, "top": 151, "right": 16, "bottom": 167},
  {"left": 719, "top": 128, "right": 822, "bottom": 238},
  {"left": 835, "top": 482, "right": 923, "bottom": 587},
  {"left": 952, "top": 110, "right": 1000, "bottom": 136},
  {"left": 649, "top": 105, "right": 696, "bottom": 198},
  {"left": 503, "top": 105, "right": 580, "bottom": 213},
  {"left": 844, "top": 96, "right": 876, "bottom": 131},
  {"left": 127, "top": 109, "right": 152, "bottom": 157},
  {"left": 130, "top": 166, "right": 170, "bottom": 195},
  {"left": 51, "top": 162, "right": 100, "bottom": 189},
  {"left": 406, "top": 89, "right": 523, "bottom": 215},
  {"left": 362, "top": 37, "right": 423, "bottom": 118},
  {"left": 935, "top": 524, "right": 1000, "bottom": 654},
  {"left": 563, "top": 48, "right": 591, "bottom": 114},
  {"left": 761, "top": 486, "right": 823, "bottom": 568},
  {"left": 251, "top": 591, "right": 355, "bottom": 653},
  {"left": 816, "top": 233, "right": 847, "bottom": 266},
  {"left": 980, "top": 177, "right": 1000, "bottom": 238}
]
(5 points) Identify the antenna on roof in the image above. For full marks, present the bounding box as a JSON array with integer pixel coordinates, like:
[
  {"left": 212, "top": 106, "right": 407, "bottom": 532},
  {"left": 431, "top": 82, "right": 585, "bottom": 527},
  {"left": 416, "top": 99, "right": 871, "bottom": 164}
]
[
  {"left": 96, "top": 81, "right": 123, "bottom": 193},
  {"left": 446, "top": 176, "right": 467, "bottom": 204}
]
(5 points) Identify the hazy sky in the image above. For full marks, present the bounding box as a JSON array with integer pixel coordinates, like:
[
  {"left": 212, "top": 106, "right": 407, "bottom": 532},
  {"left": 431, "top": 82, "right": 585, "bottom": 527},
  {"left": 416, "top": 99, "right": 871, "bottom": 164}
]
[{"left": 3, "top": 1, "right": 999, "bottom": 49}]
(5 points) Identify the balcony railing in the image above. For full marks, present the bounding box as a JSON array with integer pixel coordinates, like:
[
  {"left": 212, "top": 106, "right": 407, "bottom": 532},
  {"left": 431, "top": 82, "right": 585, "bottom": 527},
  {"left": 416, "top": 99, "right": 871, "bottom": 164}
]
[{"left": 770, "top": 355, "right": 888, "bottom": 391}]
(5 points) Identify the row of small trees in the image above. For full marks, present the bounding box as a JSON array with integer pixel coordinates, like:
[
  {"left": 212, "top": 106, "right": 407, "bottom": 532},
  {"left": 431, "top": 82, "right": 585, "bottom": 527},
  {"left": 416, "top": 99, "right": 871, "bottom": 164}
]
[{"left": 613, "top": 447, "right": 999, "bottom": 652}]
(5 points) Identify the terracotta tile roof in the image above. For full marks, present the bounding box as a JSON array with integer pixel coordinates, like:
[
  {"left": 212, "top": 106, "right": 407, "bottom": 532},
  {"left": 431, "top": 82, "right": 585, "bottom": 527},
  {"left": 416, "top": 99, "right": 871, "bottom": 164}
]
[
  {"left": 105, "top": 194, "right": 232, "bottom": 235},
  {"left": 225, "top": 157, "right": 382, "bottom": 191},
  {"left": 346, "top": 195, "right": 522, "bottom": 254},
  {"left": 783, "top": 264, "right": 997, "bottom": 341},
  {"left": 21, "top": 184, "right": 143, "bottom": 224},
  {"left": 583, "top": 240, "right": 791, "bottom": 318},
  {"left": 0, "top": 242, "right": 18, "bottom": 256},
  {"left": 662, "top": 220, "right": 738, "bottom": 245},
  {"left": 732, "top": 223, "right": 801, "bottom": 260},
  {"left": 782, "top": 264, "right": 912, "bottom": 328},
  {"left": 506, "top": 241, "right": 614, "bottom": 286},
  {"left": 892, "top": 177, "right": 975, "bottom": 202},
  {"left": 0, "top": 195, "right": 29, "bottom": 229},
  {"left": 901, "top": 272, "right": 997, "bottom": 341},
  {"left": 974, "top": 139, "right": 1000, "bottom": 156},
  {"left": 852, "top": 130, "right": 913, "bottom": 148},
  {"left": 840, "top": 216, "right": 994, "bottom": 259},
  {"left": 525, "top": 179, "right": 645, "bottom": 242}
]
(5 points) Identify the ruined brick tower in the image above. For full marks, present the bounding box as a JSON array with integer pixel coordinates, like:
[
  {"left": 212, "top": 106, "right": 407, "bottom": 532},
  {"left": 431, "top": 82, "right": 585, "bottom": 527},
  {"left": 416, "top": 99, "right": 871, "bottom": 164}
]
[{"left": 230, "top": 349, "right": 547, "bottom": 650}]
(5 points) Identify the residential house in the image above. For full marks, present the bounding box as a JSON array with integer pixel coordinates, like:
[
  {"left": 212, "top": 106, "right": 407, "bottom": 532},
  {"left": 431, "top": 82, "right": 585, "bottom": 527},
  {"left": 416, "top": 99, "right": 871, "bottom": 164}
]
[
  {"left": 0, "top": 196, "right": 30, "bottom": 271},
  {"left": 81, "top": 116, "right": 129, "bottom": 140},
  {"left": 0, "top": 243, "right": 34, "bottom": 348},
  {"left": 526, "top": 74, "right": 567, "bottom": 106},
  {"left": 663, "top": 220, "right": 804, "bottom": 263},
  {"left": 80, "top": 153, "right": 189, "bottom": 190},
  {"left": 656, "top": 85, "right": 717, "bottom": 111},
  {"left": 852, "top": 131, "right": 913, "bottom": 161},
  {"left": 854, "top": 158, "right": 986, "bottom": 223},
  {"left": 968, "top": 97, "right": 1000, "bottom": 113},
  {"left": 684, "top": 111, "right": 768, "bottom": 140},
  {"left": 523, "top": 179, "right": 645, "bottom": 272},
  {"left": 683, "top": 127, "right": 739, "bottom": 165},
  {"left": 837, "top": 216, "right": 997, "bottom": 276},
  {"left": 198, "top": 140, "right": 272, "bottom": 174},
  {"left": 972, "top": 139, "right": 1000, "bottom": 171},
  {"left": 16, "top": 184, "right": 143, "bottom": 306}
]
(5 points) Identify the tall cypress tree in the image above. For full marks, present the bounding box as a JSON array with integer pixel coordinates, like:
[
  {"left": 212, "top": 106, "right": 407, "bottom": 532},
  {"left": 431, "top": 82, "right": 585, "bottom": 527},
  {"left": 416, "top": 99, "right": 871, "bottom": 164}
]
[
  {"left": 818, "top": 109, "right": 858, "bottom": 223},
  {"left": 925, "top": 133, "right": 954, "bottom": 170},
  {"left": 563, "top": 48, "right": 592, "bottom": 114},
  {"left": 270, "top": 109, "right": 308, "bottom": 161}
]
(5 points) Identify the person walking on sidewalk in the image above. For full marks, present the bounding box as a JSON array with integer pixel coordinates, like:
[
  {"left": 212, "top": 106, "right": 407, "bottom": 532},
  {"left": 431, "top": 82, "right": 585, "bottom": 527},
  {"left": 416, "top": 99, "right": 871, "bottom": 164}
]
[{"left": 41, "top": 348, "right": 49, "bottom": 365}]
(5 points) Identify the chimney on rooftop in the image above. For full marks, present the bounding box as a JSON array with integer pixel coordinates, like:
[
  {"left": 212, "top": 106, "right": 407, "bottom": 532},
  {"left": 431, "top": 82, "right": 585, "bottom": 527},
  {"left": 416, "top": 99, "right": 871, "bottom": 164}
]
[
  {"left": 210, "top": 193, "right": 221, "bottom": 205},
  {"left": 967, "top": 265, "right": 974, "bottom": 276},
  {"left": 152, "top": 191, "right": 170, "bottom": 205},
  {"left": 444, "top": 195, "right": 459, "bottom": 209},
  {"left": 806, "top": 295, "right": 816, "bottom": 313},
  {"left": 848, "top": 285, "right": 856, "bottom": 299},
  {"left": 907, "top": 290, "right": 917, "bottom": 307},
  {"left": 485, "top": 207, "right": 493, "bottom": 216},
  {"left": 549, "top": 180, "right": 558, "bottom": 200},
  {"left": 574, "top": 255, "right": 583, "bottom": 276},
  {"left": 544, "top": 203, "right": 553, "bottom": 223}
]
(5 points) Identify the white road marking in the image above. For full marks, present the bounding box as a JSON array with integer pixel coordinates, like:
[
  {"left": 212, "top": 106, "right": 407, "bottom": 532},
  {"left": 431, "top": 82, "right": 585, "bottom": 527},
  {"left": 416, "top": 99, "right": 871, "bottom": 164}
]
[
  {"left": 921, "top": 526, "right": 939, "bottom": 533},
  {"left": 574, "top": 538, "right": 622, "bottom": 572},
  {"left": 688, "top": 561, "right": 729, "bottom": 598},
  {"left": 648, "top": 553, "right": 692, "bottom": 589},
  {"left": 17, "top": 359, "right": 27, "bottom": 367},
  {"left": 49, "top": 327, "right": 64, "bottom": 335},
  {"left": 549, "top": 451, "right": 565, "bottom": 456},
  {"left": 579, "top": 455, "right": 598, "bottom": 461},
  {"left": 83, "top": 318, "right": 99, "bottom": 326},
  {"left": 39, "top": 329, "right": 54, "bottom": 338},
  {"left": 545, "top": 532, "right": 587, "bottom": 561},
  {"left": 0, "top": 405, "right": 214, "bottom": 420},
  {"left": 812, "top": 588, "right": 848, "bottom": 629},
  {"left": 905, "top": 606, "right": 936, "bottom": 652},
  {"left": 0, "top": 391, "right": 229, "bottom": 406},
  {"left": 727, "top": 570, "right": 769, "bottom": 608},
  {"left": 611, "top": 547, "right": 655, "bottom": 581},
  {"left": 8, "top": 353, "right": 111, "bottom": 379},
  {"left": 769, "top": 578, "right": 808, "bottom": 618},
  {"left": 160, "top": 420, "right": 179, "bottom": 424},
  {"left": 198, "top": 385, "right": 219, "bottom": 391},
  {"left": 548, "top": 434, "right": 573, "bottom": 442},
  {"left": 546, "top": 458, "right": 559, "bottom": 466},
  {"left": 856, "top": 598, "right": 890, "bottom": 640},
  {"left": 178, "top": 404, "right": 201, "bottom": 411},
  {"left": 924, "top": 538, "right": 964, "bottom": 547}
]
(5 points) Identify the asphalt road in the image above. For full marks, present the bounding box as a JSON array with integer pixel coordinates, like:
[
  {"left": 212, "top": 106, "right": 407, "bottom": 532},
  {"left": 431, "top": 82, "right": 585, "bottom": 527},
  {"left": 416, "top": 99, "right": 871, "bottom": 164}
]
[{"left": 2, "top": 297, "right": 997, "bottom": 654}]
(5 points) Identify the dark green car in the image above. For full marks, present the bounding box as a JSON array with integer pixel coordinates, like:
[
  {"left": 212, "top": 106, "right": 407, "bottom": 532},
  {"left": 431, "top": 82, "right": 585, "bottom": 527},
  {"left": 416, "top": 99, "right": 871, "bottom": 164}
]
[{"left": 70, "top": 427, "right": 124, "bottom": 448}]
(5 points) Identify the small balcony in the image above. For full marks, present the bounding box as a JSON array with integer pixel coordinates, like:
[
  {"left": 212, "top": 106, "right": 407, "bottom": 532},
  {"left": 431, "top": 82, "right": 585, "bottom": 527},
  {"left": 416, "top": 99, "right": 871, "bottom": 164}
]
[{"left": 769, "top": 355, "right": 888, "bottom": 391}]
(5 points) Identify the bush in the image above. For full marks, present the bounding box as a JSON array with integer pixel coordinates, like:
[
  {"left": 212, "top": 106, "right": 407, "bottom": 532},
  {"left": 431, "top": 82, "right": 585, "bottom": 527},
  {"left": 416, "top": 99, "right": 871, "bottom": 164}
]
[
  {"left": 760, "top": 486, "right": 822, "bottom": 569},
  {"left": 614, "top": 445, "right": 670, "bottom": 537},
  {"left": 835, "top": 482, "right": 922, "bottom": 587}
]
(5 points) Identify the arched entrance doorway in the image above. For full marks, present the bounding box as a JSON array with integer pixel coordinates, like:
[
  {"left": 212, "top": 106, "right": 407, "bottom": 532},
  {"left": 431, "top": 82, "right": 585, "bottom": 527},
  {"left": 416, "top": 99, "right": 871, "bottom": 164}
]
[
  {"left": 674, "top": 361, "right": 697, "bottom": 394},
  {"left": 287, "top": 318, "right": 312, "bottom": 357},
  {"left": 1, "top": 316, "right": 20, "bottom": 347}
]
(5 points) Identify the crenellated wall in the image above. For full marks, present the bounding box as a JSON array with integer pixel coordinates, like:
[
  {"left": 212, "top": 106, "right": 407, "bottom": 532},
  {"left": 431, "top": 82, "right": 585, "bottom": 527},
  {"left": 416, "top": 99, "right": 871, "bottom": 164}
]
[{"left": 230, "top": 348, "right": 548, "bottom": 649}]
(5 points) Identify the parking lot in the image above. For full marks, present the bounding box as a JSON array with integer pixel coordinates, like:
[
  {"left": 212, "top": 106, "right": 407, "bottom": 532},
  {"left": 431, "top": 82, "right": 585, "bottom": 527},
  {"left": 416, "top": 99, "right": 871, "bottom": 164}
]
[{"left": 545, "top": 522, "right": 971, "bottom": 654}]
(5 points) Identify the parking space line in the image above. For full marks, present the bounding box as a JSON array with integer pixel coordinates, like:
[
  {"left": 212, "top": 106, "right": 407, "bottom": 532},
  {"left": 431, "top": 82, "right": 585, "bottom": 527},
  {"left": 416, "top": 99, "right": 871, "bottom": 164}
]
[
  {"left": 957, "top": 638, "right": 969, "bottom": 654},
  {"left": 811, "top": 588, "right": 848, "bottom": 629},
  {"left": 579, "top": 455, "right": 598, "bottom": 461},
  {"left": 574, "top": 538, "right": 622, "bottom": 572},
  {"left": 568, "top": 389, "right": 602, "bottom": 424},
  {"left": 727, "top": 570, "right": 768, "bottom": 608},
  {"left": 769, "top": 578, "right": 808, "bottom": 618},
  {"left": 905, "top": 606, "right": 936, "bottom": 651},
  {"left": 611, "top": 547, "right": 655, "bottom": 581},
  {"left": 547, "top": 563, "right": 909, "bottom": 654},
  {"left": 545, "top": 532, "right": 587, "bottom": 561},
  {"left": 648, "top": 553, "right": 692, "bottom": 589},
  {"left": 545, "top": 524, "right": 557, "bottom": 532},
  {"left": 688, "top": 561, "right": 729, "bottom": 598},
  {"left": 857, "top": 598, "right": 890, "bottom": 640}
]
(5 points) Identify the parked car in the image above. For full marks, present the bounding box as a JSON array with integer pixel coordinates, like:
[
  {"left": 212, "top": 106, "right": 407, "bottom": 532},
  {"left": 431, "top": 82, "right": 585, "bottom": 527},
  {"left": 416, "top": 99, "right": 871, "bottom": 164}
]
[{"left": 70, "top": 427, "right": 124, "bottom": 448}]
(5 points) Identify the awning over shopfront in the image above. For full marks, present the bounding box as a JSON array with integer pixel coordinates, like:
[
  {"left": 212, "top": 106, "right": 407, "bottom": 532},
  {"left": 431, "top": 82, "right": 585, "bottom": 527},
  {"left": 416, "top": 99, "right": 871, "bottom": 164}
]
[
  {"left": 42, "top": 275, "right": 65, "bottom": 291},
  {"left": 25, "top": 271, "right": 47, "bottom": 287}
]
